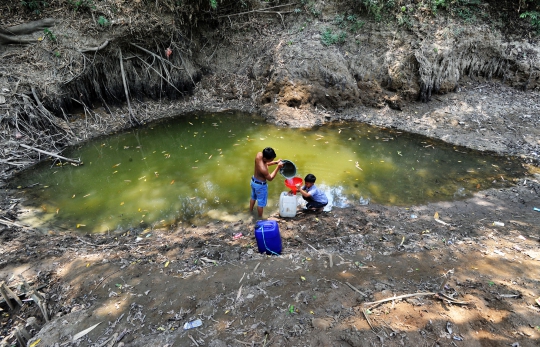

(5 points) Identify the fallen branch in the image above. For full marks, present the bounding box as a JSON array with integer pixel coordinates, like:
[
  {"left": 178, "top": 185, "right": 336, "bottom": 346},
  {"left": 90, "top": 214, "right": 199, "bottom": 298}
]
[
  {"left": 0, "top": 159, "right": 33, "bottom": 167},
  {"left": 364, "top": 291, "right": 471, "bottom": 309},
  {"left": 364, "top": 292, "right": 436, "bottom": 308},
  {"left": 200, "top": 257, "right": 217, "bottom": 265},
  {"left": 0, "top": 281, "right": 23, "bottom": 310},
  {"left": 434, "top": 292, "right": 471, "bottom": 305},
  {"left": 19, "top": 143, "right": 81, "bottom": 165},
  {"left": 188, "top": 335, "right": 199, "bottom": 346},
  {"left": 362, "top": 309, "right": 377, "bottom": 332},
  {"left": 0, "top": 218, "right": 26, "bottom": 228}
]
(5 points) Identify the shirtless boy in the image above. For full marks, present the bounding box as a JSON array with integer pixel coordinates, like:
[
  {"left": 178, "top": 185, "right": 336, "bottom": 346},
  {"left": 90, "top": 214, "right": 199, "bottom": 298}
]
[{"left": 250, "top": 147, "right": 284, "bottom": 218}]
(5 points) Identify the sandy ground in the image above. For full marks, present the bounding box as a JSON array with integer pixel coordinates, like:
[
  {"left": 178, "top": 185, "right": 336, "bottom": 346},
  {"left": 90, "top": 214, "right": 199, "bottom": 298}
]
[{"left": 1, "top": 80, "right": 540, "bottom": 347}]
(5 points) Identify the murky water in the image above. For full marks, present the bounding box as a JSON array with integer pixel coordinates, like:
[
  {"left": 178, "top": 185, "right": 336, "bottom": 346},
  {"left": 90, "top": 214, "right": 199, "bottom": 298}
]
[{"left": 12, "top": 111, "right": 525, "bottom": 233}]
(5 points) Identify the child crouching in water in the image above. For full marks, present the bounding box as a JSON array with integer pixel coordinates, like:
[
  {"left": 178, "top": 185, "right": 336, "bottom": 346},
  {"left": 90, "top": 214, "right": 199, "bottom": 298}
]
[{"left": 296, "top": 174, "right": 328, "bottom": 212}]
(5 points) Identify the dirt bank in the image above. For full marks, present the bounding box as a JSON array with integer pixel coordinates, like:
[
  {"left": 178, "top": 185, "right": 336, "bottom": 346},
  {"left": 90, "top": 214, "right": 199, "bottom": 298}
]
[{"left": 1, "top": 1, "right": 540, "bottom": 346}]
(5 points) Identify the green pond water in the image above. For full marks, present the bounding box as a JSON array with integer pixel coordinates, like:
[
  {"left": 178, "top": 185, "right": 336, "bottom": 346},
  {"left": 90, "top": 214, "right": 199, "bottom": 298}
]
[{"left": 12, "top": 111, "right": 525, "bottom": 233}]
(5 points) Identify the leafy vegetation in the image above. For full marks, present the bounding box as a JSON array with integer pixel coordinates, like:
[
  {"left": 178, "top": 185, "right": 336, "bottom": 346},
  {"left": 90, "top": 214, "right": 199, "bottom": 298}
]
[
  {"left": 520, "top": 11, "right": 540, "bottom": 32},
  {"left": 355, "top": 0, "right": 394, "bottom": 21},
  {"left": 334, "top": 14, "right": 365, "bottom": 32},
  {"left": 519, "top": 0, "right": 540, "bottom": 32},
  {"left": 351, "top": 0, "right": 485, "bottom": 22},
  {"left": 321, "top": 28, "right": 347, "bottom": 46},
  {"left": 68, "top": 0, "right": 95, "bottom": 12},
  {"left": 20, "top": 0, "right": 48, "bottom": 14},
  {"left": 43, "top": 28, "right": 56, "bottom": 42},
  {"left": 97, "top": 16, "right": 109, "bottom": 27}
]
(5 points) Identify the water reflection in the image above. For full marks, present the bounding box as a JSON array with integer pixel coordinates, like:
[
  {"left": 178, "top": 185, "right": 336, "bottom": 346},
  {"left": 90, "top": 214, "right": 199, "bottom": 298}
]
[{"left": 11, "top": 111, "right": 525, "bottom": 233}]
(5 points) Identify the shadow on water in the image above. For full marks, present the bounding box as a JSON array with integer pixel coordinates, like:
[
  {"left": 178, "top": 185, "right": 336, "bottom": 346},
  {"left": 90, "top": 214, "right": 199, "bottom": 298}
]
[{"left": 10, "top": 111, "right": 526, "bottom": 233}]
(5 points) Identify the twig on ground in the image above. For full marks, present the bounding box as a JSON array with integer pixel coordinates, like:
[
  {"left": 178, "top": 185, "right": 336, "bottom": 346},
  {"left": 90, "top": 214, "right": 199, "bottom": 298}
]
[
  {"left": 362, "top": 309, "right": 377, "bottom": 331},
  {"left": 346, "top": 282, "right": 368, "bottom": 297},
  {"left": 19, "top": 143, "right": 81, "bottom": 165},
  {"left": 364, "top": 292, "right": 436, "bottom": 308},
  {"left": 434, "top": 292, "right": 471, "bottom": 305},
  {"left": 0, "top": 218, "right": 26, "bottom": 228},
  {"left": 188, "top": 334, "right": 199, "bottom": 346},
  {"left": 93, "top": 268, "right": 123, "bottom": 291}
]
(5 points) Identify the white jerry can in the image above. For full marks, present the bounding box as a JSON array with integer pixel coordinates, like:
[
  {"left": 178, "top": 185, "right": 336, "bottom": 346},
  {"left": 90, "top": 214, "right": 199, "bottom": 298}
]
[{"left": 279, "top": 191, "right": 297, "bottom": 217}]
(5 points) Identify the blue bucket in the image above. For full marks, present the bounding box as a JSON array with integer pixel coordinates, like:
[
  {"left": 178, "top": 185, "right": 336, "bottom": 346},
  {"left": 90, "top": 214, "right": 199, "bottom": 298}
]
[{"left": 254, "top": 220, "right": 282, "bottom": 255}]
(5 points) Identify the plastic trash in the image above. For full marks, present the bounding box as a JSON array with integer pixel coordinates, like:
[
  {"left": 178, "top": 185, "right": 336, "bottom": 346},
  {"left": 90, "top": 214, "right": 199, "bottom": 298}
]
[
  {"left": 533, "top": 207, "right": 540, "bottom": 212},
  {"left": 233, "top": 232, "right": 243, "bottom": 239},
  {"left": 410, "top": 214, "right": 418, "bottom": 219},
  {"left": 493, "top": 221, "right": 504, "bottom": 227},
  {"left": 183, "top": 319, "right": 202, "bottom": 330}
]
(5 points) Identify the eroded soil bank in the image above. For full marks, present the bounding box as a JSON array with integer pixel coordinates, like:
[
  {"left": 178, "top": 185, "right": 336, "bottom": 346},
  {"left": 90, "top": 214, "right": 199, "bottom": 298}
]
[{"left": 1, "top": 1, "right": 540, "bottom": 346}]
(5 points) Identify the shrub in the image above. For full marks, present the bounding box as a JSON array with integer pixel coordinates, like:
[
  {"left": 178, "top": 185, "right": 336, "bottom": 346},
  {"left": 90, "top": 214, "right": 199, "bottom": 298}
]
[
  {"left": 520, "top": 11, "right": 540, "bottom": 32},
  {"left": 69, "top": 0, "right": 95, "bottom": 12},
  {"left": 321, "top": 28, "right": 347, "bottom": 46},
  {"left": 20, "top": 0, "right": 48, "bottom": 14}
]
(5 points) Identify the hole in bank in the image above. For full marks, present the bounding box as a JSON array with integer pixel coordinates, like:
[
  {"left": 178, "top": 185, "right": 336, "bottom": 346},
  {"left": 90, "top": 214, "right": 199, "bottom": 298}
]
[{"left": 11, "top": 111, "right": 526, "bottom": 233}]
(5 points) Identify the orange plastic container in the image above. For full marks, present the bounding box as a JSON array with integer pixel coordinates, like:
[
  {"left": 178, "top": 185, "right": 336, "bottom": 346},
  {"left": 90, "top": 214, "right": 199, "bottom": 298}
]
[{"left": 284, "top": 177, "right": 303, "bottom": 194}]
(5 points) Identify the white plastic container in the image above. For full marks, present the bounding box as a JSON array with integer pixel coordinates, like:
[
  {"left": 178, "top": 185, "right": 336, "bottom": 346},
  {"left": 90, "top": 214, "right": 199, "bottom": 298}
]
[{"left": 279, "top": 192, "right": 297, "bottom": 217}]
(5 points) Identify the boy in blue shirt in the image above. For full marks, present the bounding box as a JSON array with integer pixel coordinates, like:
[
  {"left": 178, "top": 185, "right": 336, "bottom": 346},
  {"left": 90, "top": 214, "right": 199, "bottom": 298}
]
[{"left": 296, "top": 174, "right": 328, "bottom": 212}]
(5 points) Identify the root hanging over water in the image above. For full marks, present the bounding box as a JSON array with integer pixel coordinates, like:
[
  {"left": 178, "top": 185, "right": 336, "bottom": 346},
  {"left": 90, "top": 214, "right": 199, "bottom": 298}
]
[{"left": 414, "top": 39, "right": 539, "bottom": 102}]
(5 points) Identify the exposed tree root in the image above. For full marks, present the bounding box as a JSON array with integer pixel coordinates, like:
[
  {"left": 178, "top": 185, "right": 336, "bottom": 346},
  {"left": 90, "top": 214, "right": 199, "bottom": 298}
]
[{"left": 0, "top": 18, "right": 57, "bottom": 45}]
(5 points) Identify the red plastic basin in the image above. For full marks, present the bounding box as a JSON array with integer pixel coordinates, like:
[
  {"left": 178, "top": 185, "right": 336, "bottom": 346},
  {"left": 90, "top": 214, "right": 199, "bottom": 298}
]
[{"left": 284, "top": 177, "right": 303, "bottom": 194}]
